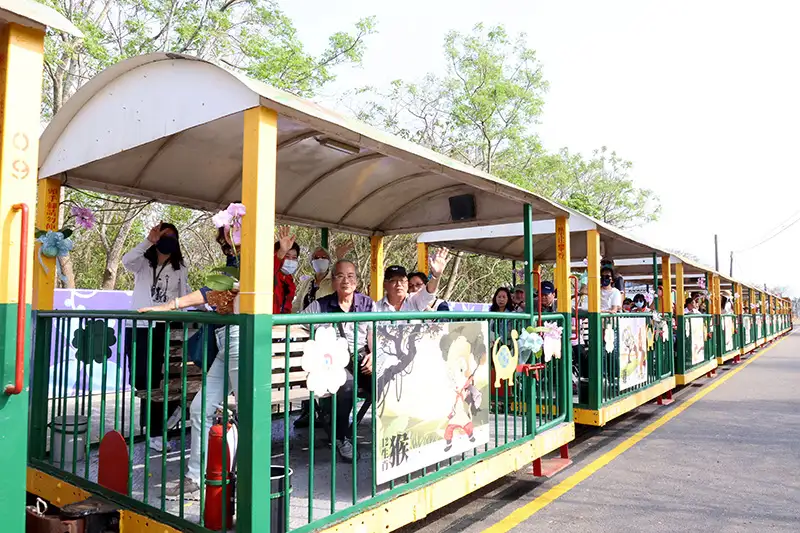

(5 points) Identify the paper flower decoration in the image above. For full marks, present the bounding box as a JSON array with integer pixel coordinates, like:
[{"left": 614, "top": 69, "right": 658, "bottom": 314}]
[
  {"left": 604, "top": 323, "right": 615, "bottom": 353},
  {"left": 492, "top": 331, "right": 519, "bottom": 386},
  {"left": 301, "top": 326, "right": 349, "bottom": 395},
  {"left": 542, "top": 321, "right": 563, "bottom": 362},
  {"left": 518, "top": 328, "right": 543, "bottom": 364},
  {"left": 70, "top": 206, "right": 96, "bottom": 230},
  {"left": 646, "top": 327, "right": 655, "bottom": 350},
  {"left": 661, "top": 322, "right": 669, "bottom": 341},
  {"left": 37, "top": 231, "right": 75, "bottom": 281},
  {"left": 697, "top": 277, "right": 706, "bottom": 289},
  {"left": 644, "top": 291, "right": 654, "bottom": 306}
]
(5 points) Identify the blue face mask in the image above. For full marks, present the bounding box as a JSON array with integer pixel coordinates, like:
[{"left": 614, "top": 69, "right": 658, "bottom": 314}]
[{"left": 634, "top": 301, "right": 644, "bottom": 308}]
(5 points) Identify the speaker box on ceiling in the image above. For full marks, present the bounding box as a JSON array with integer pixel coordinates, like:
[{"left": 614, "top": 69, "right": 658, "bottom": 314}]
[{"left": 449, "top": 194, "right": 476, "bottom": 221}]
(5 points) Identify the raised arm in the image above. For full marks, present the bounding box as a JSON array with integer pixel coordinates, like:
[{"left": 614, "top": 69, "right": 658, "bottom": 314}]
[
  {"left": 122, "top": 225, "right": 161, "bottom": 273},
  {"left": 425, "top": 247, "right": 451, "bottom": 294}
]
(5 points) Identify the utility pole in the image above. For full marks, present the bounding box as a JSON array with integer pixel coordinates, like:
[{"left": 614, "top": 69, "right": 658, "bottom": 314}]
[
  {"left": 729, "top": 252, "right": 733, "bottom": 277},
  {"left": 714, "top": 234, "right": 719, "bottom": 271}
]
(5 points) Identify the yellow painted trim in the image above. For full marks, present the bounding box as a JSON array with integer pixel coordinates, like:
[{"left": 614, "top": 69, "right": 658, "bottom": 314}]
[
  {"left": 675, "top": 359, "right": 718, "bottom": 386},
  {"left": 317, "top": 423, "right": 575, "bottom": 533},
  {"left": 574, "top": 377, "right": 676, "bottom": 426},
  {"left": 661, "top": 256, "right": 672, "bottom": 313},
  {"left": 239, "top": 106, "right": 277, "bottom": 315},
  {"left": 716, "top": 349, "right": 738, "bottom": 364},
  {"left": 675, "top": 263, "right": 684, "bottom": 317},
  {"left": 416, "top": 242, "right": 428, "bottom": 276},
  {"left": 482, "top": 334, "right": 789, "bottom": 533},
  {"left": 369, "top": 235, "right": 384, "bottom": 301},
  {"left": 27, "top": 467, "right": 183, "bottom": 533},
  {"left": 586, "top": 230, "right": 600, "bottom": 314},
  {"left": 0, "top": 23, "right": 45, "bottom": 305},
  {"left": 33, "top": 178, "right": 60, "bottom": 310},
  {"left": 555, "top": 217, "right": 571, "bottom": 313}
]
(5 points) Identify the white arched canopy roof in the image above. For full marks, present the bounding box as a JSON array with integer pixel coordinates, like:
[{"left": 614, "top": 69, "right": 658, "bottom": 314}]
[{"left": 39, "top": 53, "right": 568, "bottom": 235}]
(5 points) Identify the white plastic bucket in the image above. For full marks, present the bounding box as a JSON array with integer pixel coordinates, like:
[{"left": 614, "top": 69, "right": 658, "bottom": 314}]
[{"left": 50, "top": 415, "right": 89, "bottom": 464}]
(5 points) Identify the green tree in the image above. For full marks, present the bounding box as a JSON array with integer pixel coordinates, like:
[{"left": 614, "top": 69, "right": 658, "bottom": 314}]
[{"left": 41, "top": 0, "right": 376, "bottom": 117}]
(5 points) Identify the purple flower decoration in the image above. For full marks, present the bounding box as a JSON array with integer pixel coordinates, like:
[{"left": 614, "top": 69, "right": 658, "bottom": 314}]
[
  {"left": 71, "top": 206, "right": 95, "bottom": 230},
  {"left": 697, "top": 277, "right": 706, "bottom": 289},
  {"left": 542, "top": 321, "right": 563, "bottom": 340},
  {"left": 212, "top": 210, "right": 233, "bottom": 228},
  {"left": 226, "top": 203, "right": 246, "bottom": 219}
]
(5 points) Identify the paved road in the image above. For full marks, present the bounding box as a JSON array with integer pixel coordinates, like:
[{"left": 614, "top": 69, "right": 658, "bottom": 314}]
[{"left": 399, "top": 332, "right": 800, "bottom": 533}]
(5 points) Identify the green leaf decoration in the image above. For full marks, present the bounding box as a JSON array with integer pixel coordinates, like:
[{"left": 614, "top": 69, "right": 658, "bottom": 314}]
[
  {"left": 214, "top": 266, "right": 240, "bottom": 278},
  {"left": 205, "top": 274, "right": 236, "bottom": 291},
  {"left": 34, "top": 229, "right": 46, "bottom": 239},
  {"left": 60, "top": 228, "right": 73, "bottom": 239},
  {"left": 71, "top": 319, "right": 117, "bottom": 365}
]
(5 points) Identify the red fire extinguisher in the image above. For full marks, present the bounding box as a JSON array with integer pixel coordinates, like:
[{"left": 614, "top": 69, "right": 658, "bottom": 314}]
[{"left": 204, "top": 419, "right": 237, "bottom": 531}]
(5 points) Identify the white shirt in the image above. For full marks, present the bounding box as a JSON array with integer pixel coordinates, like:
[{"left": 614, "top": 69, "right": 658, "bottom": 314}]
[
  {"left": 375, "top": 286, "right": 436, "bottom": 313},
  {"left": 122, "top": 240, "right": 190, "bottom": 322},
  {"left": 600, "top": 287, "right": 623, "bottom": 312}
]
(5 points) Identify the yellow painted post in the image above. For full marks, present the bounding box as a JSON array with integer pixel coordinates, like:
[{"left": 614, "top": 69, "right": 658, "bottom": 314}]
[
  {"left": 675, "top": 264, "right": 684, "bottom": 318},
  {"left": 370, "top": 236, "right": 384, "bottom": 301},
  {"left": 661, "top": 256, "right": 672, "bottom": 313},
  {"left": 587, "top": 230, "right": 601, "bottom": 314},
  {"left": 586, "top": 229, "right": 602, "bottom": 410},
  {"left": 237, "top": 105, "right": 278, "bottom": 532},
  {"left": 0, "top": 22, "right": 46, "bottom": 533},
  {"left": 33, "top": 179, "right": 61, "bottom": 310},
  {"left": 416, "top": 242, "right": 429, "bottom": 276},
  {"left": 555, "top": 217, "right": 571, "bottom": 313}
]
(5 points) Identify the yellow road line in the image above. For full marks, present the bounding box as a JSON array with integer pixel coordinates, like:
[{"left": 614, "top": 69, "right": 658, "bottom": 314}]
[{"left": 482, "top": 333, "right": 792, "bottom": 533}]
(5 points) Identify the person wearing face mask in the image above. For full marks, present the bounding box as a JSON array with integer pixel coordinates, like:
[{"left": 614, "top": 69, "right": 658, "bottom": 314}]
[
  {"left": 600, "top": 266, "right": 623, "bottom": 313},
  {"left": 632, "top": 293, "right": 648, "bottom": 312},
  {"left": 274, "top": 226, "right": 300, "bottom": 314},
  {"left": 292, "top": 241, "right": 355, "bottom": 313},
  {"left": 122, "top": 222, "right": 191, "bottom": 452}
]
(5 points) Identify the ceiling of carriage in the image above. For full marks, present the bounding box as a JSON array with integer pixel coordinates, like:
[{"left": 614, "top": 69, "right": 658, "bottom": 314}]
[{"left": 38, "top": 53, "right": 567, "bottom": 236}]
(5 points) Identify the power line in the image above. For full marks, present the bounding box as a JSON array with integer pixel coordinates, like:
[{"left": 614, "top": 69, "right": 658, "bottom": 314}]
[{"left": 734, "top": 209, "right": 800, "bottom": 253}]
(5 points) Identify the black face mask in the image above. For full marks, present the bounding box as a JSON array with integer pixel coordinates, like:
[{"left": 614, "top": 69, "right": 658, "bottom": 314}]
[
  {"left": 156, "top": 236, "right": 179, "bottom": 255},
  {"left": 601, "top": 276, "right": 612, "bottom": 287}
]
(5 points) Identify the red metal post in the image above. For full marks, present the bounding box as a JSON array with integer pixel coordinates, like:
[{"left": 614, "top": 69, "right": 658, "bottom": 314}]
[{"left": 6, "top": 203, "right": 28, "bottom": 395}]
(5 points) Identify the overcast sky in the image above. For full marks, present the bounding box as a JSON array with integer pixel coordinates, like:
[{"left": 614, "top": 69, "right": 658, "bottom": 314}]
[{"left": 282, "top": 0, "right": 800, "bottom": 296}]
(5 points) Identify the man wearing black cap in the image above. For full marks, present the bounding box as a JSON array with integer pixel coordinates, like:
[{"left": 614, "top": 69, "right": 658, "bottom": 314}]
[
  {"left": 534, "top": 280, "right": 557, "bottom": 313},
  {"left": 376, "top": 248, "right": 451, "bottom": 312}
]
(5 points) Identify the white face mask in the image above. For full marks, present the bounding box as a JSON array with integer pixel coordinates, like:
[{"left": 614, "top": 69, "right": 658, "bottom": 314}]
[
  {"left": 311, "top": 258, "right": 330, "bottom": 274},
  {"left": 281, "top": 259, "right": 298, "bottom": 275}
]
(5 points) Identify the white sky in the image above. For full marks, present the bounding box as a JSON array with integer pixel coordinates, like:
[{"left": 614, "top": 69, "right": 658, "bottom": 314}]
[{"left": 282, "top": 0, "right": 800, "bottom": 296}]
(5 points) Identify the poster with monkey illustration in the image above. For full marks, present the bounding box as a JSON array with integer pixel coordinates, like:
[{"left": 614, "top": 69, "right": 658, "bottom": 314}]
[
  {"left": 618, "top": 317, "right": 648, "bottom": 391},
  {"left": 374, "top": 321, "right": 489, "bottom": 484}
]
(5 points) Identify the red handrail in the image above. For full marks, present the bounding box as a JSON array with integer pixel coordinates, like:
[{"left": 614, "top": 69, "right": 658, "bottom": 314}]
[
  {"left": 532, "top": 270, "right": 542, "bottom": 326},
  {"left": 569, "top": 275, "right": 580, "bottom": 341},
  {"left": 6, "top": 203, "right": 28, "bottom": 395}
]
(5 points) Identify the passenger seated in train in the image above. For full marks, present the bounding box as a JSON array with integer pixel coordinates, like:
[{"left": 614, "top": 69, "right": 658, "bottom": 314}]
[{"left": 600, "top": 266, "right": 623, "bottom": 313}]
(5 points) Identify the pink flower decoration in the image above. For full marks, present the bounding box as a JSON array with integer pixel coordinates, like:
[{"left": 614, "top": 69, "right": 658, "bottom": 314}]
[
  {"left": 71, "top": 206, "right": 95, "bottom": 230},
  {"left": 226, "top": 203, "right": 246, "bottom": 219},
  {"left": 212, "top": 210, "right": 233, "bottom": 228}
]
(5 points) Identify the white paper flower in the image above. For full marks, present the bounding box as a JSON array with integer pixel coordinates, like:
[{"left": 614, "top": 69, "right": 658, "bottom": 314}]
[
  {"left": 301, "top": 326, "right": 349, "bottom": 395},
  {"left": 604, "top": 323, "right": 615, "bottom": 353},
  {"left": 542, "top": 321, "right": 563, "bottom": 362},
  {"left": 661, "top": 322, "right": 669, "bottom": 341}
]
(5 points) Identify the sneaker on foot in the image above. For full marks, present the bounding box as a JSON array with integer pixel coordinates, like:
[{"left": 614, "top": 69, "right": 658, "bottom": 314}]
[
  {"left": 149, "top": 437, "right": 173, "bottom": 453},
  {"left": 165, "top": 477, "right": 201, "bottom": 501},
  {"left": 166, "top": 406, "right": 183, "bottom": 430},
  {"left": 337, "top": 438, "right": 355, "bottom": 463}
]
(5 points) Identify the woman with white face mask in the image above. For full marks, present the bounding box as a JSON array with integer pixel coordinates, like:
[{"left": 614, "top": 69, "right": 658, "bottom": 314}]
[
  {"left": 274, "top": 226, "right": 300, "bottom": 314},
  {"left": 292, "top": 241, "right": 355, "bottom": 313}
]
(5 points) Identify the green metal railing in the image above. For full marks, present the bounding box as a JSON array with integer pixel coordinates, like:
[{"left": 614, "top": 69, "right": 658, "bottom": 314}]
[
  {"left": 718, "top": 314, "right": 740, "bottom": 359},
  {"left": 678, "top": 314, "right": 715, "bottom": 374},
  {"left": 28, "top": 309, "right": 572, "bottom": 533},
  {"left": 576, "top": 312, "right": 674, "bottom": 411},
  {"left": 741, "top": 314, "right": 755, "bottom": 348}
]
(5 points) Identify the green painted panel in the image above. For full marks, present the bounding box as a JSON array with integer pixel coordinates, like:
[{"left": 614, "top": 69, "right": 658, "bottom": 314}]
[{"left": 0, "top": 303, "right": 30, "bottom": 533}]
